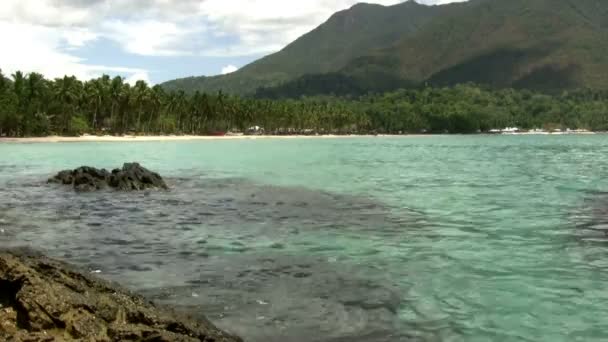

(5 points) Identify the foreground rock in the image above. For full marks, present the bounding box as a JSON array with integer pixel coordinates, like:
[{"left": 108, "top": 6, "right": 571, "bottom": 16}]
[
  {"left": 0, "top": 250, "right": 242, "bottom": 342},
  {"left": 48, "top": 163, "right": 168, "bottom": 192}
]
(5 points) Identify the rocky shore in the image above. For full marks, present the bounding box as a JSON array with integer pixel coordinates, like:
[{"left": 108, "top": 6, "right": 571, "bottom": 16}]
[{"left": 0, "top": 249, "right": 242, "bottom": 342}]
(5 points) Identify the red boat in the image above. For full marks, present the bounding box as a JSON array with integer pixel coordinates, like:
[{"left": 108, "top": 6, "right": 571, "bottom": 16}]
[{"left": 208, "top": 131, "right": 226, "bottom": 136}]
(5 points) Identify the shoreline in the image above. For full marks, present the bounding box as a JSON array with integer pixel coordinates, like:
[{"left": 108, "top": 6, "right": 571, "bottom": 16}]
[
  {"left": 0, "top": 134, "right": 416, "bottom": 143},
  {"left": 0, "top": 131, "right": 599, "bottom": 143}
]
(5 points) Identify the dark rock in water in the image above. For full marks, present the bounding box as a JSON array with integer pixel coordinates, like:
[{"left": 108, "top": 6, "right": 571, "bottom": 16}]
[
  {"left": 109, "top": 163, "right": 168, "bottom": 191},
  {"left": 48, "top": 166, "right": 111, "bottom": 192},
  {"left": 0, "top": 249, "right": 242, "bottom": 342},
  {"left": 49, "top": 163, "right": 168, "bottom": 192},
  {"left": 53, "top": 170, "right": 75, "bottom": 185}
]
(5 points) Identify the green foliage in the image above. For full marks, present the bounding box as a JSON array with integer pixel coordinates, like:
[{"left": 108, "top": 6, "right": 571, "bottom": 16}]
[
  {"left": 69, "top": 115, "right": 90, "bottom": 136},
  {"left": 0, "top": 91, "right": 19, "bottom": 137},
  {"left": 254, "top": 72, "right": 414, "bottom": 99},
  {"left": 2, "top": 70, "right": 608, "bottom": 137}
]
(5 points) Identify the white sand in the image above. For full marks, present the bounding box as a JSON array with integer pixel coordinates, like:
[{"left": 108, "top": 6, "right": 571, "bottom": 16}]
[
  {"left": 0, "top": 132, "right": 598, "bottom": 143},
  {"left": 0, "top": 134, "right": 389, "bottom": 143}
]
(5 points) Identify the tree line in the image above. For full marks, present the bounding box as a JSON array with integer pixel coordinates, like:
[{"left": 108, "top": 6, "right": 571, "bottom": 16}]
[{"left": 1, "top": 69, "right": 608, "bottom": 137}]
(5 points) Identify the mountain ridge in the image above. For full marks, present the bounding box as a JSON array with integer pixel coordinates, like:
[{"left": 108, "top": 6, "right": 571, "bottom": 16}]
[
  {"left": 162, "top": 0, "right": 608, "bottom": 96},
  {"left": 162, "top": 0, "right": 439, "bottom": 94}
]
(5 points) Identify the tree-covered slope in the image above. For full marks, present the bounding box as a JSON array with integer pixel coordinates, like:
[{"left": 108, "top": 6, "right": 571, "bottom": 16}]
[
  {"left": 352, "top": 0, "right": 608, "bottom": 90},
  {"left": 162, "top": 1, "right": 439, "bottom": 94},
  {"left": 163, "top": 0, "right": 608, "bottom": 96}
]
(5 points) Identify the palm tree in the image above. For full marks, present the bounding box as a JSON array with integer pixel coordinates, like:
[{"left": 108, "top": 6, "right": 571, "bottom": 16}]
[
  {"left": 172, "top": 91, "right": 187, "bottom": 133},
  {"left": 12, "top": 71, "right": 26, "bottom": 116},
  {"left": 84, "top": 79, "right": 102, "bottom": 131},
  {"left": 148, "top": 85, "right": 164, "bottom": 132},
  {"left": 198, "top": 93, "right": 212, "bottom": 133},
  {"left": 108, "top": 76, "right": 124, "bottom": 132},
  {"left": 96, "top": 75, "right": 111, "bottom": 130},
  {"left": 0, "top": 69, "right": 7, "bottom": 93},
  {"left": 0, "top": 69, "right": 19, "bottom": 136},
  {"left": 132, "top": 80, "right": 150, "bottom": 133},
  {"left": 53, "top": 76, "right": 81, "bottom": 134},
  {"left": 120, "top": 82, "right": 132, "bottom": 133},
  {"left": 24, "top": 72, "right": 49, "bottom": 135}
]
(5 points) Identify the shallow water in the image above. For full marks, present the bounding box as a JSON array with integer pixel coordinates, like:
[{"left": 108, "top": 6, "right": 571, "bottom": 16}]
[{"left": 2, "top": 135, "right": 608, "bottom": 341}]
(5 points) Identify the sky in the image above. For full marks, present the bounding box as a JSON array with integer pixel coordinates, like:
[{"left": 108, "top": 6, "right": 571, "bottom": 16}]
[{"left": 0, "top": 0, "right": 466, "bottom": 85}]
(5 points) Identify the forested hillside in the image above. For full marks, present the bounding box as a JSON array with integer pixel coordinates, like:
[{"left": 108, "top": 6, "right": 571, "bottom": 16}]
[{"left": 163, "top": 0, "right": 608, "bottom": 96}]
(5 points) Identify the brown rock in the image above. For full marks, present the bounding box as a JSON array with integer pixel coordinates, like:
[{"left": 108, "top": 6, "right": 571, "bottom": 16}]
[{"left": 0, "top": 250, "right": 242, "bottom": 342}]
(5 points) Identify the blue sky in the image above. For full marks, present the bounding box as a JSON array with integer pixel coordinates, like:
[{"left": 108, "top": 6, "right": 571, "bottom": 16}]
[{"left": 0, "top": 0, "right": 464, "bottom": 84}]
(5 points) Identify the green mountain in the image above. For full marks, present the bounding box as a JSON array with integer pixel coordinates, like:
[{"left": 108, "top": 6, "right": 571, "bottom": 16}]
[
  {"left": 355, "top": 0, "right": 608, "bottom": 90},
  {"left": 162, "top": 1, "right": 440, "bottom": 94},
  {"left": 162, "top": 0, "right": 608, "bottom": 96}
]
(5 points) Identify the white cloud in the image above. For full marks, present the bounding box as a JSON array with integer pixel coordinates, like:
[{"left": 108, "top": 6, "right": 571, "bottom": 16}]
[
  {"left": 125, "top": 71, "right": 152, "bottom": 85},
  {"left": 0, "top": 0, "right": 94, "bottom": 26},
  {"left": 102, "top": 19, "right": 198, "bottom": 56},
  {"left": 0, "top": 20, "right": 147, "bottom": 81},
  {"left": 0, "top": 0, "right": 207, "bottom": 57},
  {"left": 198, "top": 0, "right": 402, "bottom": 56},
  {"left": 62, "top": 28, "right": 99, "bottom": 48},
  {"left": 0, "top": 0, "right": 468, "bottom": 79},
  {"left": 197, "top": 0, "right": 467, "bottom": 57},
  {"left": 221, "top": 65, "right": 239, "bottom": 74},
  {"left": 1, "top": 0, "right": 467, "bottom": 58}
]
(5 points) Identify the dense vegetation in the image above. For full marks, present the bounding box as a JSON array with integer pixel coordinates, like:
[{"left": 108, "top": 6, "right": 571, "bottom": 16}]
[
  {"left": 2, "top": 69, "right": 608, "bottom": 137},
  {"left": 163, "top": 0, "right": 608, "bottom": 95}
]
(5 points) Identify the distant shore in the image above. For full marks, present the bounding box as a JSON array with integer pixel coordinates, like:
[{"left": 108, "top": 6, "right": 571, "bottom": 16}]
[
  {"left": 0, "top": 131, "right": 599, "bottom": 143},
  {"left": 0, "top": 134, "right": 407, "bottom": 143}
]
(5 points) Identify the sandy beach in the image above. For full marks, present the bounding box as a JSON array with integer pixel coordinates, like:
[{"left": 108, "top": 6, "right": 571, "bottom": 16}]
[
  {"left": 0, "top": 134, "right": 381, "bottom": 143},
  {"left": 0, "top": 131, "right": 598, "bottom": 143}
]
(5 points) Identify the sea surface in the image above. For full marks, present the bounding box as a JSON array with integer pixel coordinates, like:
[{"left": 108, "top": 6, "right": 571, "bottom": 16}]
[{"left": 2, "top": 135, "right": 608, "bottom": 341}]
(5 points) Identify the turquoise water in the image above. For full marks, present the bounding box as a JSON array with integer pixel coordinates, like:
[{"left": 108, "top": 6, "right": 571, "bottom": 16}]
[{"left": 2, "top": 135, "right": 608, "bottom": 341}]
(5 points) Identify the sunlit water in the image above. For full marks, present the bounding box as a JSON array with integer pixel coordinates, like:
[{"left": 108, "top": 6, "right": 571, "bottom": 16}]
[{"left": 2, "top": 135, "right": 608, "bottom": 341}]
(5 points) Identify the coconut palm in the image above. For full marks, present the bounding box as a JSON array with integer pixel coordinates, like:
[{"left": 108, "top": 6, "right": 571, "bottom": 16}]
[
  {"left": 84, "top": 78, "right": 105, "bottom": 131},
  {"left": 53, "top": 76, "right": 82, "bottom": 134},
  {"left": 148, "top": 85, "right": 164, "bottom": 132},
  {"left": 108, "top": 76, "right": 125, "bottom": 132},
  {"left": 23, "top": 72, "right": 49, "bottom": 135},
  {"left": 131, "top": 80, "right": 151, "bottom": 133}
]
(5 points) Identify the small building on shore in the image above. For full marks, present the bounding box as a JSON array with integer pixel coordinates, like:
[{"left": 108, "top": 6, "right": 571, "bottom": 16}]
[{"left": 246, "top": 126, "right": 265, "bottom": 135}]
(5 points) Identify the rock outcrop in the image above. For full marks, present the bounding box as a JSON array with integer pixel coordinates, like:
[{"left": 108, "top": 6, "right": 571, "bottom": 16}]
[
  {"left": 48, "top": 163, "right": 168, "bottom": 192},
  {"left": 0, "top": 249, "right": 242, "bottom": 342}
]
